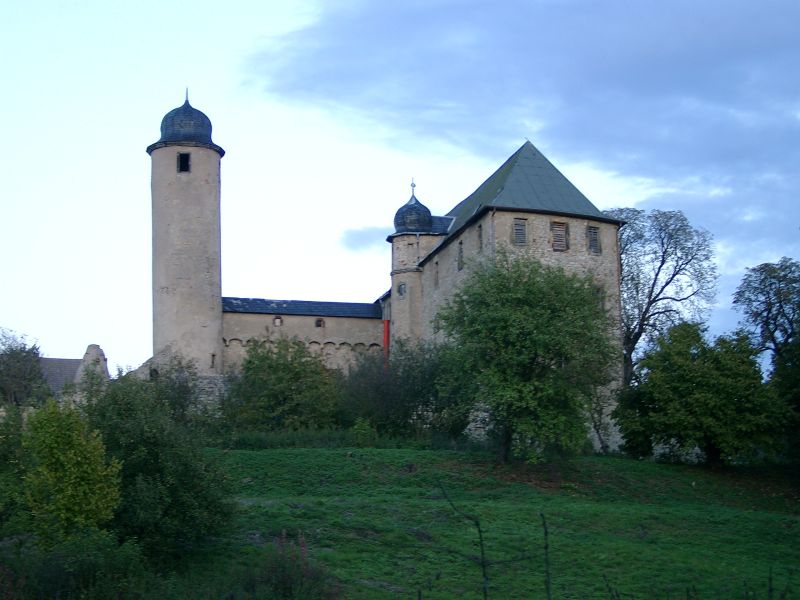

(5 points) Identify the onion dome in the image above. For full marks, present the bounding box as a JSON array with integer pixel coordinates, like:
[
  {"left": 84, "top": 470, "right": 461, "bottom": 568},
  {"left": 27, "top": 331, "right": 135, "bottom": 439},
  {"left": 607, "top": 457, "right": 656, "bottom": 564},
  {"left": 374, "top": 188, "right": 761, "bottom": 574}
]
[
  {"left": 394, "top": 191, "right": 433, "bottom": 234},
  {"left": 146, "top": 97, "right": 224, "bottom": 156}
]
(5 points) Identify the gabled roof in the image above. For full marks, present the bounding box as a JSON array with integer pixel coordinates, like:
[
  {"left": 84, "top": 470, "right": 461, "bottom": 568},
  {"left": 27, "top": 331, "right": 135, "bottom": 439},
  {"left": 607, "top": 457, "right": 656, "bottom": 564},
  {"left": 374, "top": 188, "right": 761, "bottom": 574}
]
[
  {"left": 39, "top": 358, "right": 81, "bottom": 394},
  {"left": 222, "top": 297, "right": 382, "bottom": 319},
  {"left": 443, "top": 141, "right": 617, "bottom": 242}
]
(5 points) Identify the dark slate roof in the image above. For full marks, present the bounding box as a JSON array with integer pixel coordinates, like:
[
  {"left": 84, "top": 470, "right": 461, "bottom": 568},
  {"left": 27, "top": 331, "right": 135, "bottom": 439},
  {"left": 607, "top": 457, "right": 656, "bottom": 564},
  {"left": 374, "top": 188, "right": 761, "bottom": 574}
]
[
  {"left": 39, "top": 358, "right": 81, "bottom": 395},
  {"left": 393, "top": 193, "right": 433, "bottom": 233},
  {"left": 146, "top": 99, "right": 224, "bottom": 156},
  {"left": 222, "top": 297, "right": 382, "bottom": 319},
  {"left": 443, "top": 141, "right": 618, "bottom": 242},
  {"left": 431, "top": 215, "right": 453, "bottom": 234}
]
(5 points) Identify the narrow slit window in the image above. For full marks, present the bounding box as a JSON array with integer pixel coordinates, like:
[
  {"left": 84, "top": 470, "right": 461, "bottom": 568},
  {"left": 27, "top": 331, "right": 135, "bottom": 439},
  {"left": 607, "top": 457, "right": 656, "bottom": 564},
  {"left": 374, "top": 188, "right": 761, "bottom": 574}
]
[
  {"left": 513, "top": 218, "right": 527, "bottom": 245},
  {"left": 586, "top": 226, "right": 601, "bottom": 254},
  {"left": 177, "top": 153, "right": 191, "bottom": 173},
  {"left": 477, "top": 224, "right": 483, "bottom": 252},
  {"left": 551, "top": 221, "right": 569, "bottom": 251},
  {"left": 457, "top": 240, "right": 464, "bottom": 271},
  {"left": 434, "top": 261, "right": 439, "bottom": 289}
]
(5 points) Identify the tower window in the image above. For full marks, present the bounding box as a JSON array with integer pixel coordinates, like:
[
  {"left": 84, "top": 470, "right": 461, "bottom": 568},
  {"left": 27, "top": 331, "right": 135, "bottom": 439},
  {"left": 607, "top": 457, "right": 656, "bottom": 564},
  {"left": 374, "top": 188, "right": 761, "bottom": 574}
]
[
  {"left": 586, "top": 226, "right": 601, "bottom": 254},
  {"left": 315, "top": 318, "right": 325, "bottom": 328},
  {"left": 177, "top": 153, "right": 191, "bottom": 173},
  {"left": 397, "top": 282, "right": 407, "bottom": 297},
  {"left": 273, "top": 316, "right": 283, "bottom": 326},
  {"left": 513, "top": 218, "right": 527, "bottom": 245},
  {"left": 551, "top": 221, "right": 569, "bottom": 251}
]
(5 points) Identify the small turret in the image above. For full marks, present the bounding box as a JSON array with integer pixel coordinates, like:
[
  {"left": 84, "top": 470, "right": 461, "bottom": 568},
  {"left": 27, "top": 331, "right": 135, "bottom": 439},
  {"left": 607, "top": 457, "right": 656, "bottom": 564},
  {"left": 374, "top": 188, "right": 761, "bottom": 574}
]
[
  {"left": 393, "top": 188, "right": 433, "bottom": 234},
  {"left": 147, "top": 97, "right": 224, "bottom": 156}
]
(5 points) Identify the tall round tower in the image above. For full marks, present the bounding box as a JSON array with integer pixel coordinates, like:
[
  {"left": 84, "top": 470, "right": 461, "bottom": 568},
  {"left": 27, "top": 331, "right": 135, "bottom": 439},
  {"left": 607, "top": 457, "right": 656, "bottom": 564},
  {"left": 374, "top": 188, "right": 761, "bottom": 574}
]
[{"left": 147, "top": 98, "right": 225, "bottom": 374}]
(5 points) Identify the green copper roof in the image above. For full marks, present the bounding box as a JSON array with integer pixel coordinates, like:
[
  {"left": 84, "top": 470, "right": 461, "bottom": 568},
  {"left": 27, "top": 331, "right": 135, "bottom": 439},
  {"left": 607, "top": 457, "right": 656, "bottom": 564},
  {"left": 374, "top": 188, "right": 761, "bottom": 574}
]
[{"left": 444, "top": 141, "right": 614, "bottom": 240}]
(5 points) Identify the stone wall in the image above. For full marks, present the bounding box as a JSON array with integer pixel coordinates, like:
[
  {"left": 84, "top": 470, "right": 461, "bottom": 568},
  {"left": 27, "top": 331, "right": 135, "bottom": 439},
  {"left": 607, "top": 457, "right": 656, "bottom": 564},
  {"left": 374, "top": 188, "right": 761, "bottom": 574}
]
[
  {"left": 222, "top": 312, "right": 384, "bottom": 372},
  {"left": 418, "top": 211, "right": 622, "bottom": 341}
]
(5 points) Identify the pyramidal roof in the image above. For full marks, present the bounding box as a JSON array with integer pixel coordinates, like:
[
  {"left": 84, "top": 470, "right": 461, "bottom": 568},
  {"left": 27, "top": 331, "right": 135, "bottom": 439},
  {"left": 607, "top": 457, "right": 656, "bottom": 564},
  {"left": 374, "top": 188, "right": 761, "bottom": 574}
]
[{"left": 443, "top": 141, "right": 616, "bottom": 241}]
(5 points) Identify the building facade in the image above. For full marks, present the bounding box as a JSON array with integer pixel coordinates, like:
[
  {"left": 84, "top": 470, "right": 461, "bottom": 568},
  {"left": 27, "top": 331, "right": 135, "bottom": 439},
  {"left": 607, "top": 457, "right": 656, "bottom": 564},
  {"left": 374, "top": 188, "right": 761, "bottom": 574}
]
[{"left": 147, "top": 100, "right": 622, "bottom": 375}]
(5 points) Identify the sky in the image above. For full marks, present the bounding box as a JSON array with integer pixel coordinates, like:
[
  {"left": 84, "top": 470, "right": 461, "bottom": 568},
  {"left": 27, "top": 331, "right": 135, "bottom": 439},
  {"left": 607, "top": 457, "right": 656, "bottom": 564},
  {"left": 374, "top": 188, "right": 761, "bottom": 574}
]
[{"left": 2, "top": 0, "right": 799, "bottom": 371}]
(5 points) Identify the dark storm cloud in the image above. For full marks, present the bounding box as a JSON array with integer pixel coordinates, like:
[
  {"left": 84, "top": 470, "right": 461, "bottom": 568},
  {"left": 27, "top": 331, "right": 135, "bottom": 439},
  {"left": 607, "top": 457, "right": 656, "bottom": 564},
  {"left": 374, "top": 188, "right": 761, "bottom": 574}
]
[
  {"left": 253, "top": 0, "right": 800, "bottom": 333},
  {"left": 254, "top": 0, "right": 800, "bottom": 173}
]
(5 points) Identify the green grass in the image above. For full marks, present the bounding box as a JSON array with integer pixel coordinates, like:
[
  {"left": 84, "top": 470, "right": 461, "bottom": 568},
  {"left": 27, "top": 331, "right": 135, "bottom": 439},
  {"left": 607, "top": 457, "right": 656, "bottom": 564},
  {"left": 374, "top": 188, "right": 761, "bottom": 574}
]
[{"left": 183, "top": 448, "right": 799, "bottom": 599}]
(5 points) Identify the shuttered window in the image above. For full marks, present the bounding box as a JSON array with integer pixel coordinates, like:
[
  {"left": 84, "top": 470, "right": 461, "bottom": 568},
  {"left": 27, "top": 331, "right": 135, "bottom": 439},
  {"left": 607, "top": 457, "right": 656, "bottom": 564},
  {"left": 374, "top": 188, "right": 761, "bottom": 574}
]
[
  {"left": 512, "top": 218, "right": 527, "bottom": 245},
  {"left": 587, "top": 226, "right": 601, "bottom": 254},
  {"left": 551, "top": 221, "right": 569, "bottom": 251}
]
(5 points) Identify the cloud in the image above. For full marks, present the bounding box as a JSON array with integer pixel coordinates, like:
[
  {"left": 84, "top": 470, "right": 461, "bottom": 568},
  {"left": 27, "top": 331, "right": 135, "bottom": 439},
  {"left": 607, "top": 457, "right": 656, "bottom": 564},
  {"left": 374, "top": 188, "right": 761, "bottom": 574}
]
[{"left": 250, "top": 0, "right": 800, "bottom": 337}]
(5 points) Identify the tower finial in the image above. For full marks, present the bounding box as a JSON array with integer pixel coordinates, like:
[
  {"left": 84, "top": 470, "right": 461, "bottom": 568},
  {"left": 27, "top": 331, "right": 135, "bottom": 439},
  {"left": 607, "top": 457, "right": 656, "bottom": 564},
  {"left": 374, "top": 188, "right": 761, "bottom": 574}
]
[
  {"left": 185, "top": 87, "right": 189, "bottom": 103},
  {"left": 410, "top": 178, "right": 416, "bottom": 197}
]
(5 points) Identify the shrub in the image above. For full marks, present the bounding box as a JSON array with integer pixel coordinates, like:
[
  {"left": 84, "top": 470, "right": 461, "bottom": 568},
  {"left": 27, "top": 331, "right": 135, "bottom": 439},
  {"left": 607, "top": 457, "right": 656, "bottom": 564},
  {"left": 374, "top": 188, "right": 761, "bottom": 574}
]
[
  {"left": 231, "top": 532, "right": 340, "bottom": 599},
  {"left": 86, "top": 375, "right": 233, "bottom": 560},
  {"left": 22, "top": 401, "right": 120, "bottom": 543},
  {"left": 340, "top": 341, "right": 468, "bottom": 438},
  {"left": 224, "top": 338, "right": 340, "bottom": 431},
  {"left": 0, "top": 528, "right": 146, "bottom": 599}
]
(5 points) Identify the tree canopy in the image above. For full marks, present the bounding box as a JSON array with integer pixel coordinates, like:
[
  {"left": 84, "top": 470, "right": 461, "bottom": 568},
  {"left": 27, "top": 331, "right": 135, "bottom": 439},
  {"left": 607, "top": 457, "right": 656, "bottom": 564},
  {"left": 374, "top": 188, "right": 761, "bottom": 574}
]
[
  {"left": 437, "top": 252, "right": 618, "bottom": 462},
  {"left": 603, "top": 208, "right": 717, "bottom": 386},
  {"left": 733, "top": 256, "right": 799, "bottom": 361},
  {"left": 0, "top": 328, "right": 48, "bottom": 407},
  {"left": 614, "top": 322, "right": 789, "bottom": 464}
]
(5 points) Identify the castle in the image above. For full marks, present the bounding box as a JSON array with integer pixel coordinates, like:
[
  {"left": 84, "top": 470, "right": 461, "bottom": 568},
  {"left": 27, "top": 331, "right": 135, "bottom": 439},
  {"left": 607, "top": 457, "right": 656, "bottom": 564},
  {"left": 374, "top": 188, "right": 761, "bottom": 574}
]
[{"left": 146, "top": 99, "right": 623, "bottom": 375}]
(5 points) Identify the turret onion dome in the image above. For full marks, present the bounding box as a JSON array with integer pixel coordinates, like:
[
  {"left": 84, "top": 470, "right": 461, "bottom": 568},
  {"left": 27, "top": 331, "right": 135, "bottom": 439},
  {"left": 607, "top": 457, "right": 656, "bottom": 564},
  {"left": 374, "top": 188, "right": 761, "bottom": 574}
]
[
  {"left": 146, "top": 98, "right": 224, "bottom": 156},
  {"left": 393, "top": 192, "right": 433, "bottom": 233}
]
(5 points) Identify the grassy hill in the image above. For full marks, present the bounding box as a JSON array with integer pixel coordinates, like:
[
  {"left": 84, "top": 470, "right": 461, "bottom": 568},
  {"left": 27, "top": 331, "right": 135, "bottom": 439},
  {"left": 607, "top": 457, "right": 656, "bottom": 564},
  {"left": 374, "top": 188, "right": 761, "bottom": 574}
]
[{"left": 171, "top": 447, "right": 799, "bottom": 599}]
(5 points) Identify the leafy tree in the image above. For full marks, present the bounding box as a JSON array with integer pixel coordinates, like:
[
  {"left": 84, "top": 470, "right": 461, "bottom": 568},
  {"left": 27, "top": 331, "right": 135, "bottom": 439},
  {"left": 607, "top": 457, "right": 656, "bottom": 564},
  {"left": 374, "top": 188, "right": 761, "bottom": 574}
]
[
  {"left": 437, "top": 253, "right": 617, "bottom": 462},
  {"left": 615, "top": 323, "right": 789, "bottom": 465},
  {"left": 733, "top": 257, "right": 800, "bottom": 361},
  {"left": 603, "top": 209, "right": 717, "bottom": 386},
  {"left": 0, "top": 405, "right": 25, "bottom": 532},
  {"left": 86, "top": 375, "right": 233, "bottom": 560},
  {"left": 0, "top": 329, "right": 48, "bottom": 407},
  {"left": 341, "top": 340, "right": 468, "bottom": 438},
  {"left": 224, "top": 338, "right": 340, "bottom": 431},
  {"left": 22, "top": 400, "right": 120, "bottom": 543},
  {"left": 733, "top": 257, "right": 800, "bottom": 458}
]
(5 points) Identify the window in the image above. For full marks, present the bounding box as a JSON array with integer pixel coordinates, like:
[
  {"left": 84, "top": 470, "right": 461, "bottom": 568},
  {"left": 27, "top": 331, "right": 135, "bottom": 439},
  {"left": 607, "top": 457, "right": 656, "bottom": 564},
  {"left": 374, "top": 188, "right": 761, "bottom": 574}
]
[
  {"left": 397, "top": 282, "right": 407, "bottom": 297},
  {"left": 273, "top": 316, "right": 283, "bottom": 326},
  {"left": 513, "top": 218, "right": 527, "bottom": 245},
  {"left": 457, "top": 240, "right": 464, "bottom": 271},
  {"left": 315, "top": 318, "right": 325, "bottom": 328},
  {"left": 586, "top": 226, "right": 601, "bottom": 254},
  {"left": 177, "top": 153, "right": 191, "bottom": 172},
  {"left": 434, "top": 261, "right": 439, "bottom": 288},
  {"left": 551, "top": 221, "right": 569, "bottom": 251},
  {"left": 477, "top": 224, "right": 483, "bottom": 252}
]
